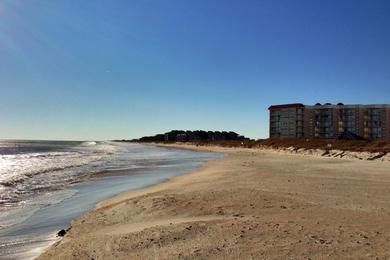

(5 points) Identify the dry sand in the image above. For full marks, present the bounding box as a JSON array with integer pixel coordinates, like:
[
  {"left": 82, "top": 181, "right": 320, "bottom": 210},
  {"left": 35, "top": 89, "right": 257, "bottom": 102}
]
[{"left": 38, "top": 145, "right": 390, "bottom": 259}]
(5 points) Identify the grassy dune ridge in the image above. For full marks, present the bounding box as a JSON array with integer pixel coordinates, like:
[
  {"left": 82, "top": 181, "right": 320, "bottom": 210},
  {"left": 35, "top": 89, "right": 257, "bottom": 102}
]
[{"left": 132, "top": 139, "right": 390, "bottom": 153}]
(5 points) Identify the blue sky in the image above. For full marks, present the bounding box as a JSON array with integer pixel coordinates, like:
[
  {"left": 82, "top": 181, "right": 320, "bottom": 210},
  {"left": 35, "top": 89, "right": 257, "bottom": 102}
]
[{"left": 0, "top": 0, "right": 389, "bottom": 140}]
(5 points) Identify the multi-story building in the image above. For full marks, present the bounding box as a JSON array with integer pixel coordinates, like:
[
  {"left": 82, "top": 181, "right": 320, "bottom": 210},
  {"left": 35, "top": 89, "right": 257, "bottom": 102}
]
[
  {"left": 269, "top": 103, "right": 390, "bottom": 142},
  {"left": 361, "top": 105, "right": 390, "bottom": 140},
  {"left": 269, "top": 104, "right": 304, "bottom": 138}
]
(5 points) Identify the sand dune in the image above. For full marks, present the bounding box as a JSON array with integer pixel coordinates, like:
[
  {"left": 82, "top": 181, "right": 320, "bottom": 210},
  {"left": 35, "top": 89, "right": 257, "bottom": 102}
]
[{"left": 38, "top": 145, "right": 390, "bottom": 259}]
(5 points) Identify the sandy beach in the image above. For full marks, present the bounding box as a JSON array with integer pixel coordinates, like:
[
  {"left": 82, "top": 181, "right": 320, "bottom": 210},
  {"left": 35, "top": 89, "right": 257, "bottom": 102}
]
[{"left": 38, "top": 145, "right": 390, "bottom": 259}]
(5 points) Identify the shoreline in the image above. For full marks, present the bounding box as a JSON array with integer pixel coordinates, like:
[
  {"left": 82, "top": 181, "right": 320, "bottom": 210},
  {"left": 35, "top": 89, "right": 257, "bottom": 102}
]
[
  {"left": 96, "top": 156, "right": 219, "bottom": 210},
  {"left": 36, "top": 144, "right": 227, "bottom": 258},
  {"left": 0, "top": 144, "right": 218, "bottom": 260},
  {"left": 38, "top": 144, "right": 390, "bottom": 259}
]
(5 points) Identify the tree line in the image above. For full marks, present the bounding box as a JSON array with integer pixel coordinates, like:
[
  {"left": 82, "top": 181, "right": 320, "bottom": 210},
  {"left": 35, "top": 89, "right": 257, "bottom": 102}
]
[{"left": 128, "top": 130, "right": 250, "bottom": 142}]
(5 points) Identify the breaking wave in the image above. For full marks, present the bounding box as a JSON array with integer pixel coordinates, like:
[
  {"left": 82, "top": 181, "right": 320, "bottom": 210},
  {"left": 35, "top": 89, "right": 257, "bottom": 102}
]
[
  {"left": 80, "top": 141, "right": 97, "bottom": 146},
  {"left": 0, "top": 140, "right": 219, "bottom": 231}
]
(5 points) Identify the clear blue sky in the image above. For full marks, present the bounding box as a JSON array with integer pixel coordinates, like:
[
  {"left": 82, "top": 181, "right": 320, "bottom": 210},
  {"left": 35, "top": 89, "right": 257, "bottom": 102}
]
[{"left": 1, "top": 0, "right": 389, "bottom": 140}]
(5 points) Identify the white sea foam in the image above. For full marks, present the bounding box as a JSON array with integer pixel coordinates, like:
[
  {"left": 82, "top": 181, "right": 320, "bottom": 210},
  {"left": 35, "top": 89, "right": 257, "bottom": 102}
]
[
  {"left": 80, "top": 141, "right": 97, "bottom": 146},
  {"left": 0, "top": 141, "right": 125, "bottom": 229}
]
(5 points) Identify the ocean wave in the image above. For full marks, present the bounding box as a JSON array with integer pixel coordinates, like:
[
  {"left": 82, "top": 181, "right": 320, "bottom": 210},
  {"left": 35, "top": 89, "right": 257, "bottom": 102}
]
[
  {"left": 80, "top": 141, "right": 97, "bottom": 146},
  {"left": 0, "top": 142, "right": 213, "bottom": 227},
  {"left": 0, "top": 142, "right": 133, "bottom": 209},
  {"left": 0, "top": 156, "right": 104, "bottom": 187},
  {"left": 1, "top": 151, "right": 81, "bottom": 160}
]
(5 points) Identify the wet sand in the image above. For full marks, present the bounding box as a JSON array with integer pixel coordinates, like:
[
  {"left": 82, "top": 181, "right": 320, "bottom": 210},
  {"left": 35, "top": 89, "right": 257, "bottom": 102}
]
[{"left": 38, "top": 145, "right": 390, "bottom": 259}]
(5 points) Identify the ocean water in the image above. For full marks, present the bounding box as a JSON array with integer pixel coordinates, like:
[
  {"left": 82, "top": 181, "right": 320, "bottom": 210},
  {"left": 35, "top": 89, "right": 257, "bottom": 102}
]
[{"left": 0, "top": 140, "right": 220, "bottom": 259}]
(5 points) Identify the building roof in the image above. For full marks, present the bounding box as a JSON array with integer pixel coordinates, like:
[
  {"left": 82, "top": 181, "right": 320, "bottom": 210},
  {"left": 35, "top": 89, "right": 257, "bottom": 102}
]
[
  {"left": 268, "top": 103, "right": 305, "bottom": 110},
  {"left": 269, "top": 103, "right": 390, "bottom": 110}
]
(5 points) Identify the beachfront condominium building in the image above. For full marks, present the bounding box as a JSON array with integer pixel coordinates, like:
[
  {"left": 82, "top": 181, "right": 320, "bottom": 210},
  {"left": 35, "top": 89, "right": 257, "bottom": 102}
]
[
  {"left": 269, "top": 104, "right": 305, "bottom": 138},
  {"left": 269, "top": 103, "right": 390, "bottom": 142}
]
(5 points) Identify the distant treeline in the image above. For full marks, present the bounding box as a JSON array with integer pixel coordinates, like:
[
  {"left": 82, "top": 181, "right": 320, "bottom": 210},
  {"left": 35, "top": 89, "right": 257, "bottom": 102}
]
[{"left": 126, "top": 130, "right": 250, "bottom": 142}]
